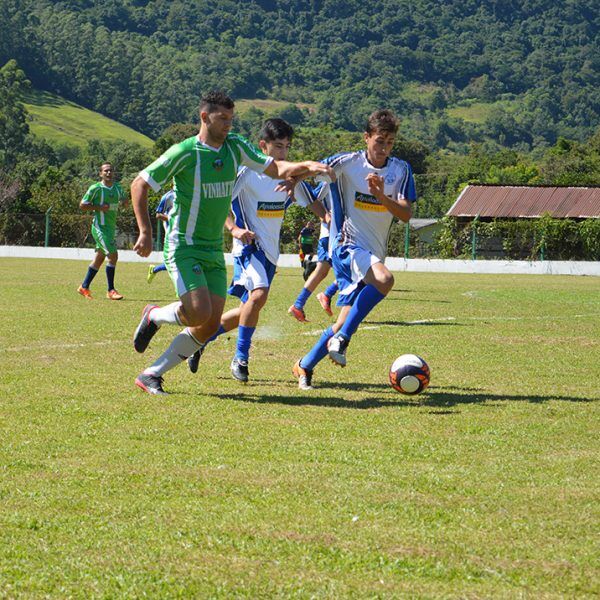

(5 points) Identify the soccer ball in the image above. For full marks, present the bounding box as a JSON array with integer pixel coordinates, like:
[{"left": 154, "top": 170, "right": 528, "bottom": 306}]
[{"left": 389, "top": 354, "right": 430, "bottom": 395}]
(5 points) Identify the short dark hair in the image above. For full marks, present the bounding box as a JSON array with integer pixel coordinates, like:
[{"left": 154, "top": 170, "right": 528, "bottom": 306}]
[
  {"left": 100, "top": 162, "right": 113, "bottom": 170},
  {"left": 365, "top": 109, "right": 399, "bottom": 135},
  {"left": 259, "top": 118, "right": 294, "bottom": 142},
  {"left": 200, "top": 90, "right": 235, "bottom": 113}
]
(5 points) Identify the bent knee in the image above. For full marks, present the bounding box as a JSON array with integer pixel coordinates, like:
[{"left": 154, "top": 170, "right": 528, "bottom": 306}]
[
  {"left": 249, "top": 288, "right": 269, "bottom": 307},
  {"left": 183, "top": 306, "right": 212, "bottom": 328},
  {"left": 376, "top": 273, "right": 394, "bottom": 294}
]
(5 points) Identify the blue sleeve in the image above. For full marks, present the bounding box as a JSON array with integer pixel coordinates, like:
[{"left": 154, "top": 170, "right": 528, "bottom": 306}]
[
  {"left": 398, "top": 163, "right": 417, "bottom": 202},
  {"left": 231, "top": 194, "right": 247, "bottom": 229},
  {"left": 156, "top": 193, "right": 168, "bottom": 214}
]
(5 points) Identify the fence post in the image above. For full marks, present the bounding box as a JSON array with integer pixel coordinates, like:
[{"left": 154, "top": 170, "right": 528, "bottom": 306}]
[
  {"left": 404, "top": 221, "right": 410, "bottom": 259},
  {"left": 44, "top": 208, "right": 52, "bottom": 247},
  {"left": 540, "top": 241, "right": 545, "bottom": 261},
  {"left": 471, "top": 214, "right": 479, "bottom": 260}
]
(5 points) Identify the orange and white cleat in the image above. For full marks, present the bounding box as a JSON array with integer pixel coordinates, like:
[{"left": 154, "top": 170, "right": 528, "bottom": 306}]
[
  {"left": 292, "top": 359, "right": 313, "bottom": 390},
  {"left": 288, "top": 304, "right": 309, "bottom": 323},
  {"left": 317, "top": 292, "right": 333, "bottom": 316},
  {"left": 106, "top": 289, "right": 124, "bottom": 300},
  {"left": 77, "top": 285, "right": 93, "bottom": 300}
]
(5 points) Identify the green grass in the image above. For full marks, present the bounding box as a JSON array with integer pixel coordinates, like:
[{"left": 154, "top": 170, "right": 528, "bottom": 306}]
[
  {"left": 401, "top": 82, "right": 441, "bottom": 104},
  {"left": 1, "top": 258, "right": 598, "bottom": 598},
  {"left": 236, "top": 98, "right": 316, "bottom": 115},
  {"left": 447, "top": 100, "right": 515, "bottom": 124},
  {"left": 22, "top": 89, "right": 154, "bottom": 149}
]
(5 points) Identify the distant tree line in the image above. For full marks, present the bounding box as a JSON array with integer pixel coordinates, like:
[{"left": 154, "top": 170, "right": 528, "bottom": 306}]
[{"left": 1, "top": 60, "right": 599, "bottom": 258}]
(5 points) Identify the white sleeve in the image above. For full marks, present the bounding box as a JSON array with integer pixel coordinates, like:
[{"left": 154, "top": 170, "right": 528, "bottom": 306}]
[{"left": 293, "top": 181, "right": 317, "bottom": 208}]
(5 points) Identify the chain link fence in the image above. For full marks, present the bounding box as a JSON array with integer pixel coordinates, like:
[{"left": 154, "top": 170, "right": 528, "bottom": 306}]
[{"left": 2, "top": 212, "right": 599, "bottom": 261}]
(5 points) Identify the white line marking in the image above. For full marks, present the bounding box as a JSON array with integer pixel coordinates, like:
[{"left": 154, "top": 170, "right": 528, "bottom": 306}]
[{"left": 2, "top": 340, "right": 116, "bottom": 353}]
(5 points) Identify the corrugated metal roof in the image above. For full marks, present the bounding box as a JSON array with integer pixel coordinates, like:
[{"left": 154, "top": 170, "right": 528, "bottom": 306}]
[
  {"left": 410, "top": 218, "right": 439, "bottom": 229},
  {"left": 446, "top": 185, "right": 600, "bottom": 218}
]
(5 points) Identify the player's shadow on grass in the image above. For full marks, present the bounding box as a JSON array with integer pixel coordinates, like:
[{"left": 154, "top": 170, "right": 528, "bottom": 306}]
[
  {"left": 208, "top": 382, "right": 596, "bottom": 408},
  {"left": 208, "top": 390, "right": 414, "bottom": 409},
  {"left": 247, "top": 378, "right": 392, "bottom": 393},
  {"left": 422, "top": 390, "right": 597, "bottom": 406}
]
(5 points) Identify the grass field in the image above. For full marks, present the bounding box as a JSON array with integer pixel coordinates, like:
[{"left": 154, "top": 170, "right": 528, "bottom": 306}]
[
  {"left": 22, "top": 89, "right": 154, "bottom": 149},
  {"left": 1, "top": 258, "right": 598, "bottom": 598},
  {"left": 447, "top": 100, "right": 515, "bottom": 124},
  {"left": 236, "top": 98, "right": 316, "bottom": 115}
]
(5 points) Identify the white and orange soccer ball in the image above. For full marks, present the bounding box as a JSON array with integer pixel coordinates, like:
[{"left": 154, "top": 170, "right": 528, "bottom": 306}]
[{"left": 389, "top": 354, "right": 430, "bottom": 395}]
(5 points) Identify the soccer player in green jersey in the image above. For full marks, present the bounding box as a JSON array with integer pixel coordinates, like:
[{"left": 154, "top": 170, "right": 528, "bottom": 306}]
[
  {"left": 77, "top": 162, "right": 128, "bottom": 300},
  {"left": 131, "top": 91, "right": 334, "bottom": 395}
]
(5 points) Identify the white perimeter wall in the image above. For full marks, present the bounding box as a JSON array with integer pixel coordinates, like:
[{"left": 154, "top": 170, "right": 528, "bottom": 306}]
[{"left": 2, "top": 246, "right": 600, "bottom": 276}]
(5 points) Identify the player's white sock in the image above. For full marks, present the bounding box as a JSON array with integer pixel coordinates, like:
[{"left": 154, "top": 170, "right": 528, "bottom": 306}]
[
  {"left": 145, "top": 329, "right": 201, "bottom": 376},
  {"left": 150, "top": 302, "right": 182, "bottom": 326}
]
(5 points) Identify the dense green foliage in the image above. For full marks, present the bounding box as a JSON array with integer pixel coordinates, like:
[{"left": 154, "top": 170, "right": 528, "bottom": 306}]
[
  {"left": 1, "top": 0, "right": 598, "bottom": 149},
  {"left": 434, "top": 214, "right": 600, "bottom": 260},
  {"left": 1, "top": 59, "right": 599, "bottom": 255}
]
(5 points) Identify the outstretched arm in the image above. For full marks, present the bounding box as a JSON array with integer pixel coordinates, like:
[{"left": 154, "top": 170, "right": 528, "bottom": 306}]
[{"left": 264, "top": 160, "right": 334, "bottom": 182}]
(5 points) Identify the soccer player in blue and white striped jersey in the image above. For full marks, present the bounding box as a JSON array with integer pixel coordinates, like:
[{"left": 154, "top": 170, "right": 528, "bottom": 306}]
[{"left": 293, "top": 109, "right": 417, "bottom": 390}]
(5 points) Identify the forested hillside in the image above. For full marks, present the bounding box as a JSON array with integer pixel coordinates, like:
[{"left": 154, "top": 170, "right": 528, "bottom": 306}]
[{"left": 1, "top": 0, "right": 598, "bottom": 149}]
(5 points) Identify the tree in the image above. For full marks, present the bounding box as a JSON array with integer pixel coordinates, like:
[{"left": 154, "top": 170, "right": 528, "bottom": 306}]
[{"left": 0, "top": 60, "right": 31, "bottom": 169}]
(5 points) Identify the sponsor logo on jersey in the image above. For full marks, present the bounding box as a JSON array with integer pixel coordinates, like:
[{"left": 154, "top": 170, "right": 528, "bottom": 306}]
[
  {"left": 256, "top": 201, "right": 285, "bottom": 218},
  {"left": 201, "top": 181, "right": 235, "bottom": 199},
  {"left": 354, "top": 192, "right": 386, "bottom": 212}
]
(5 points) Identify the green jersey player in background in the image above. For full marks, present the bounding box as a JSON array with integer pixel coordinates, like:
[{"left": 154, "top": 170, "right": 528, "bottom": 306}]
[
  {"left": 131, "top": 91, "right": 334, "bottom": 395},
  {"left": 77, "top": 162, "right": 128, "bottom": 300}
]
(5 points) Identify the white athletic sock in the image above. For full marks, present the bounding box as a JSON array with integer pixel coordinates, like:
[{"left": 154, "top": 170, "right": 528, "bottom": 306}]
[
  {"left": 145, "top": 329, "right": 201, "bottom": 377},
  {"left": 150, "top": 302, "right": 182, "bottom": 326}
]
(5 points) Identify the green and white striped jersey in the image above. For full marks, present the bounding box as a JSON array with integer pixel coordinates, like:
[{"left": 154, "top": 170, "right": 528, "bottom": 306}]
[
  {"left": 81, "top": 182, "right": 125, "bottom": 231},
  {"left": 140, "top": 133, "right": 273, "bottom": 250}
]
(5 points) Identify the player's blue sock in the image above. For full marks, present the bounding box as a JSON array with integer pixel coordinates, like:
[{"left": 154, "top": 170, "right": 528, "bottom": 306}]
[
  {"left": 294, "top": 287, "right": 312, "bottom": 309},
  {"left": 81, "top": 266, "right": 98, "bottom": 289},
  {"left": 207, "top": 324, "right": 226, "bottom": 344},
  {"left": 153, "top": 264, "right": 167, "bottom": 273},
  {"left": 235, "top": 325, "right": 255, "bottom": 361},
  {"left": 325, "top": 281, "right": 338, "bottom": 298},
  {"left": 106, "top": 264, "right": 116, "bottom": 290},
  {"left": 300, "top": 327, "right": 334, "bottom": 370},
  {"left": 338, "top": 284, "right": 385, "bottom": 339}
]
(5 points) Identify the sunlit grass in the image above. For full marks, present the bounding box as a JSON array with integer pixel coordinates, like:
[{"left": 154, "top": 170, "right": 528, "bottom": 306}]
[
  {"left": 1, "top": 258, "right": 598, "bottom": 597},
  {"left": 23, "top": 89, "right": 154, "bottom": 149}
]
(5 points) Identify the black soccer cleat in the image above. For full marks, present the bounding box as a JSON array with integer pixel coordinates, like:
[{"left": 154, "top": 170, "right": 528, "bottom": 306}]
[
  {"left": 187, "top": 345, "right": 205, "bottom": 374},
  {"left": 133, "top": 304, "right": 159, "bottom": 353},
  {"left": 230, "top": 357, "right": 249, "bottom": 382},
  {"left": 135, "top": 372, "right": 168, "bottom": 395}
]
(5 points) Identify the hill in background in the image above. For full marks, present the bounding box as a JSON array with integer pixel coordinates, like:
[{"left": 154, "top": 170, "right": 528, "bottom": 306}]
[
  {"left": 2, "top": 0, "right": 597, "bottom": 152},
  {"left": 23, "top": 89, "right": 153, "bottom": 149}
]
